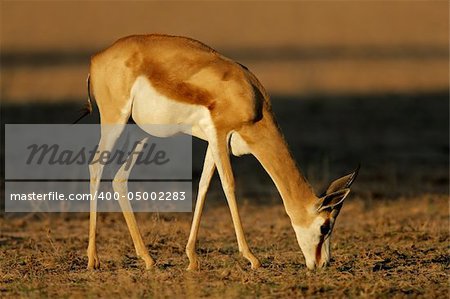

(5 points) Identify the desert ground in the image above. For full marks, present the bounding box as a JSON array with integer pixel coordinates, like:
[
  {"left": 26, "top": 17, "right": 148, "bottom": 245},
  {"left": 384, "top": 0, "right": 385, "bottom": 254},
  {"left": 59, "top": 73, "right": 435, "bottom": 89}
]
[{"left": 1, "top": 195, "right": 448, "bottom": 298}]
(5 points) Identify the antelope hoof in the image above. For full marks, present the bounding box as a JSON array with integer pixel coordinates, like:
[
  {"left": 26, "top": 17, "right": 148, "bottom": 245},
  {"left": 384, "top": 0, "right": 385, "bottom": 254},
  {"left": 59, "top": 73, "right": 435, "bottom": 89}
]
[
  {"left": 250, "top": 258, "right": 261, "bottom": 269},
  {"left": 87, "top": 254, "right": 100, "bottom": 270},
  {"left": 141, "top": 255, "right": 155, "bottom": 270},
  {"left": 186, "top": 259, "right": 200, "bottom": 271},
  {"left": 243, "top": 252, "right": 261, "bottom": 269}
]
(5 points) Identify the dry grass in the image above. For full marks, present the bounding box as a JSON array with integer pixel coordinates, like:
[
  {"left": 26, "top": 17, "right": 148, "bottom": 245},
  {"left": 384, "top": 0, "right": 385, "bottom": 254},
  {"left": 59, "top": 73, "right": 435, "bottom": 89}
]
[{"left": 1, "top": 195, "right": 448, "bottom": 298}]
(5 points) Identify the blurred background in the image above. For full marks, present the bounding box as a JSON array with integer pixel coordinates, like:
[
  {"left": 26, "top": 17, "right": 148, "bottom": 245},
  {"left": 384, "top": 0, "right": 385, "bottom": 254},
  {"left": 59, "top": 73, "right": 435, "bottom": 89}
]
[{"left": 1, "top": 1, "right": 449, "bottom": 201}]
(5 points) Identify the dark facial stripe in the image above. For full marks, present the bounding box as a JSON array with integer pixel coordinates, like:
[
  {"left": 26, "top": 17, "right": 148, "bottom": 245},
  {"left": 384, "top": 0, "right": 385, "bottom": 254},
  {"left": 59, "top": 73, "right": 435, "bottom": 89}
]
[
  {"left": 316, "top": 218, "right": 331, "bottom": 263},
  {"left": 315, "top": 234, "right": 325, "bottom": 263}
]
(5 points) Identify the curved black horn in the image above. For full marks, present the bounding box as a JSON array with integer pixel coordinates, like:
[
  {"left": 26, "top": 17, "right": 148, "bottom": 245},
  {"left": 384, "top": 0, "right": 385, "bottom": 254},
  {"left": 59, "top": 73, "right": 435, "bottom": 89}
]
[{"left": 344, "top": 163, "right": 360, "bottom": 188}]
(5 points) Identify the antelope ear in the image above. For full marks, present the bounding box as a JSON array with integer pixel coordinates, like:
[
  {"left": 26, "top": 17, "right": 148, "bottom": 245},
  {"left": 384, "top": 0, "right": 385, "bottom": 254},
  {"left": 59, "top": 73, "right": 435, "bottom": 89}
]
[
  {"left": 322, "top": 164, "right": 360, "bottom": 196},
  {"left": 317, "top": 188, "right": 350, "bottom": 212}
]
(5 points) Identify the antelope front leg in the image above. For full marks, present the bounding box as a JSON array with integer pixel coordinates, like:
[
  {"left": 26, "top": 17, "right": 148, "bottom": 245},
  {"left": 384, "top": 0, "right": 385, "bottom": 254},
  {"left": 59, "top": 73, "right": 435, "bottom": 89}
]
[
  {"left": 186, "top": 146, "right": 215, "bottom": 270},
  {"left": 207, "top": 131, "right": 261, "bottom": 269}
]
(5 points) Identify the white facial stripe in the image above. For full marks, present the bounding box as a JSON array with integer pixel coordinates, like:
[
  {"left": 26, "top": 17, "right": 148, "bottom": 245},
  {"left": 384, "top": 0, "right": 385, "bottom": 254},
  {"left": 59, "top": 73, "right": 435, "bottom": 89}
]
[{"left": 293, "top": 217, "right": 325, "bottom": 270}]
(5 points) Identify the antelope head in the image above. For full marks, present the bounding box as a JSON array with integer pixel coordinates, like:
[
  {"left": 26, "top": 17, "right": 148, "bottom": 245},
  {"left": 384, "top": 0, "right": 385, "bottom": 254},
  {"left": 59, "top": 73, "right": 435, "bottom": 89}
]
[{"left": 293, "top": 166, "right": 359, "bottom": 270}]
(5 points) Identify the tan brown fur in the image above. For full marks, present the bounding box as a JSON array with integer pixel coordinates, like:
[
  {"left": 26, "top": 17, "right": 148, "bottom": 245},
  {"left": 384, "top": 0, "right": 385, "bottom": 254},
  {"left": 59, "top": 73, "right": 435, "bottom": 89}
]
[
  {"left": 91, "top": 34, "right": 258, "bottom": 127},
  {"left": 237, "top": 109, "right": 317, "bottom": 226}
]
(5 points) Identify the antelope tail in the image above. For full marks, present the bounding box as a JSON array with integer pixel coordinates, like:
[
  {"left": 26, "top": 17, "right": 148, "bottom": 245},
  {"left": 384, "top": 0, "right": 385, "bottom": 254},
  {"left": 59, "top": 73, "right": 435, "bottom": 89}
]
[{"left": 73, "top": 73, "right": 94, "bottom": 124}]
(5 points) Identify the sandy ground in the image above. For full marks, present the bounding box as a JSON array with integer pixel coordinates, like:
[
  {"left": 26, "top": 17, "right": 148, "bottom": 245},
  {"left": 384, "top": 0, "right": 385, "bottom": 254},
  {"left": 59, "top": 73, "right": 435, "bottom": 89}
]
[{"left": 1, "top": 195, "right": 448, "bottom": 298}]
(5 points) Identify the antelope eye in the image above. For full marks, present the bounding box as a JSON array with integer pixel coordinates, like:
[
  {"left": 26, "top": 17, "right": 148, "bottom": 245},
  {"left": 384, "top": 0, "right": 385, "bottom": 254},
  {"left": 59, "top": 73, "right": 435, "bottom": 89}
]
[{"left": 320, "top": 223, "right": 331, "bottom": 235}]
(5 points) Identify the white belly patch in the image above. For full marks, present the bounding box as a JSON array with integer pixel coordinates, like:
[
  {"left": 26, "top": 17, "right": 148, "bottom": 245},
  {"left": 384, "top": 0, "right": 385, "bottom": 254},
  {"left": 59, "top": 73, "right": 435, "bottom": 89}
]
[
  {"left": 130, "top": 76, "right": 251, "bottom": 157},
  {"left": 130, "top": 76, "right": 210, "bottom": 139}
]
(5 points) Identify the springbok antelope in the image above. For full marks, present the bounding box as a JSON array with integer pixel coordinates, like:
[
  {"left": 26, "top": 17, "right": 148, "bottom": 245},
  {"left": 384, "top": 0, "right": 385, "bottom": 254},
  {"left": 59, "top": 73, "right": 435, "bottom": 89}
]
[{"left": 82, "top": 34, "right": 358, "bottom": 271}]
